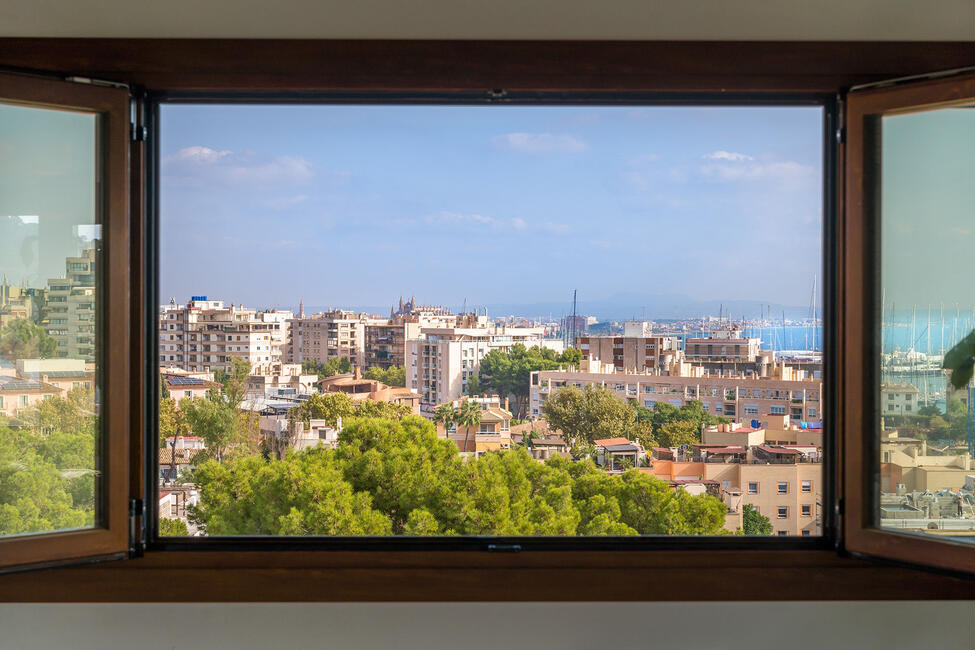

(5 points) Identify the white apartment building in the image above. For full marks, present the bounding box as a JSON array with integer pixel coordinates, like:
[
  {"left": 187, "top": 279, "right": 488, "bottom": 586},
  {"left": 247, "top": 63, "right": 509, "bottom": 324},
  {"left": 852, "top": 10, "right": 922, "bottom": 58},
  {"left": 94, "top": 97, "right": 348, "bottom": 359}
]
[
  {"left": 881, "top": 382, "right": 921, "bottom": 415},
  {"left": 45, "top": 248, "right": 97, "bottom": 362},
  {"left": 158, "top": 297, "right": 292, "bottom": 373},
  {"left": 286, "top": 310, "right": 380, "bottom": 368},
  {"left": 530, "top": 360, "right": 823, "bottom": 423},
  {"left": 406, "top": 323, "right": 544, "bottom": 414}
]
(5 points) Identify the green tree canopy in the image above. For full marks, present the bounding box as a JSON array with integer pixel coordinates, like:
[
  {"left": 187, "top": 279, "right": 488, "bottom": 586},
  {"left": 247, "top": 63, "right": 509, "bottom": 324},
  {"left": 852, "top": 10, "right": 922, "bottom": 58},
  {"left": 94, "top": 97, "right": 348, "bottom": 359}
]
[
  {"left": 542, "top": 384, "right": 636, "bottom": 448},
  {"left": 479, "top": 344, "right": 563, "bottom": 418},
  {"left": 742, "top": 503, "right": 773, "bottom": 535},
  {"left": 363, "top": 366, "right": 406, "bottom": 387},
  {"left": 0, "top": 318, "right": 57, "bottom": 362},
  {"left": 190, "top": 415, "right": 732, "bottom": 538}
]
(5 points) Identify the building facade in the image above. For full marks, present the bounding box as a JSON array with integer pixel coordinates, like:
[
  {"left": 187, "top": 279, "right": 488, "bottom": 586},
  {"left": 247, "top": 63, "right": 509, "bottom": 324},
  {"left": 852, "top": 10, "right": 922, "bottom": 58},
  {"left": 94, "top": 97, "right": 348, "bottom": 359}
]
[
  {"left": 44, "top": 248, "right": 97, "bottom": 362},
  {"left": 158, "top": 297, "right": 292, "bottom": 373}
]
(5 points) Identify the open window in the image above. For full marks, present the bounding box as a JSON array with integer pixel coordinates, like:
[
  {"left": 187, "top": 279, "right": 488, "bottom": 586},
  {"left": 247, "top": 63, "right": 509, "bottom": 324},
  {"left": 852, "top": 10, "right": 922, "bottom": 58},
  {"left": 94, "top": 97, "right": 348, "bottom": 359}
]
[
  {"left": 843, "top": 70, "right": 975, "bottom": 574},
  {"left": 0, "top": 71, "right": 131, "bottom": 571}
]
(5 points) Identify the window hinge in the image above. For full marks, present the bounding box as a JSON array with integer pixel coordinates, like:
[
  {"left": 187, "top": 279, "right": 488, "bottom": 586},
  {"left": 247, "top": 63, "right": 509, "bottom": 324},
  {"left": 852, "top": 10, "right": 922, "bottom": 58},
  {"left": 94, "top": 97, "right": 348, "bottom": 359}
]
[
  {"left": 65, "top": 75, "right": 130, "bottom": 91},
  {"left": 129, "top": 498, "right": 145, "bottom": 557},
  {"left": 131, "top": 123, "right": 148, "bottom": 142}
]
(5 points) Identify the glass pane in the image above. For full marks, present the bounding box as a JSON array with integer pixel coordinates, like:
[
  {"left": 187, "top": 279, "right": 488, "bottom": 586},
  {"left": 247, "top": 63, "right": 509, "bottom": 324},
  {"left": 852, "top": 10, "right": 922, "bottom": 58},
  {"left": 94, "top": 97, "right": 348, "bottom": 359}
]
[
  {"left": 0, "top": 102, "right": 101, "bottom": 537},
  {"left": 158, "top": 104, "right": 823, "bottom": 538},
  {"left": 879, "top": 105, "right": 975, "bottom": 541}
]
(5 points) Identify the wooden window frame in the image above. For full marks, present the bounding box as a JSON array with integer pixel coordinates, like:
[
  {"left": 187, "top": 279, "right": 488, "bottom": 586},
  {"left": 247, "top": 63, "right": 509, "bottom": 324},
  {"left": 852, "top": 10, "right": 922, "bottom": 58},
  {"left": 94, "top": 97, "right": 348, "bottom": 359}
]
[
  {"left": 0, "top": 71, "right": 131, "bottom": 571},
  {"left": 1, "top": 39, "right": 975, "bottom": 600},
  {"left": 842, "top": 71, "right": 975, "bottom": 576}
]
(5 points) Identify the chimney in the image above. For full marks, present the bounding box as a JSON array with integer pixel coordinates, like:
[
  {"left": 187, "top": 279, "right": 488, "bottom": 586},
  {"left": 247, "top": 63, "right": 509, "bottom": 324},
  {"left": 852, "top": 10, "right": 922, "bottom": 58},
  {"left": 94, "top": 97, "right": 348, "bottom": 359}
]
[{"left": 504, "top": 396, "right": 509, "bottom": 411}]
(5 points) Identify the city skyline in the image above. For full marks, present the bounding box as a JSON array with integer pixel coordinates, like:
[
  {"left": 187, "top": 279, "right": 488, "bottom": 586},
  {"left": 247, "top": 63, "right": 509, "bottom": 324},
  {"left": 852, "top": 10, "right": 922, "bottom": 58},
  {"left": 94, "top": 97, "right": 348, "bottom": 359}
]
[{"left": 160, "top": 104, "right": 823, "bottom": 310}]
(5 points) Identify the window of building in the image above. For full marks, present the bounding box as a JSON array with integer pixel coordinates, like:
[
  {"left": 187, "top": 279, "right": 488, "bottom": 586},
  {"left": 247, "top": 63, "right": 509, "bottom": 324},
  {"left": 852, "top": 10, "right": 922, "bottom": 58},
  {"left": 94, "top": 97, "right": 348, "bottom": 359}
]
[
  {"left": 777, "top": 507, "right": 789, "bottom": 519},
  {"left": 777, "top": 482, "right": 789, "bottom": 495},
  {"left": 801, "top": 504, "right": 812, "bottom": 517},
  {"left": 748, "top": 482, "right": 759, "bottom": 495},
  {"left": 801, "top": 480, "right": 812, "bottom": 493}
]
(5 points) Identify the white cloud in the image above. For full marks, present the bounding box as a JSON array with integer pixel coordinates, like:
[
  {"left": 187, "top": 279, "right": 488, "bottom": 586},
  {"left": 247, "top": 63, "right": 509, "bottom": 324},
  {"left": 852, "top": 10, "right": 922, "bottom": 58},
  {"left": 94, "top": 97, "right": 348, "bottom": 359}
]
[
  {"left": 493, "top": 133, "right": 588, "bottom": 154},
  {"left": 511, "top": 217, "right": 528, "bottom": 230},
  {"left": 542, "top": 221, "right": 571, "bottom": 234},
  {"left": 426, "top": 211, "right": 496, "bottom": 227},
  {"left": 162, "top": 146, "right": 314, "bottom": 188},
  {"left": 264, "top": 195, "right": 309, "bottom": 211},
  {"left": 703, "top": 150, "right": 754, "bottom": 162},
  {"left": 699, "top": 158, "right": 815, "bottom": 182}
]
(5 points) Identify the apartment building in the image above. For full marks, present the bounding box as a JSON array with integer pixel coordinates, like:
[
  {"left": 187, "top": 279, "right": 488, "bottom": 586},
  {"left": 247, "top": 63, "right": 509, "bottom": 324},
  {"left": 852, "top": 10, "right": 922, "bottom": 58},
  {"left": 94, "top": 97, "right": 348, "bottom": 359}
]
[
  {"left": 0, "top": 376, "right": 61, "bottom": 417},
  {"left": 0, "top": 275, "right": 44, "bottom": 328},
  {"left": 44, "top": 248, "right": 97, "bottom": 362},
  {"left": 577, "top": 321, "right": 682, "bottom": 374},
  {"left": 15, "top": 358, "right": 93, "bottom": 394},
  {"left": 408, "top": 323, "right": 544, "bottom": 413},
  {"left": 683, "top": 324, "right": 774, "bottom": 377},
  {"left": 286, "top": 309, "right": 377, "bottom": 368},
  {"left": 648, "top": 457, "right": 822, "bottom": 536},
  {"left": 245, "top": 361, "right": 318, "bottom": 399},
  {"left": 881, "top": 382, "right": 921, "bottom": 415},
  {"left": 530, "top": 360, "right": 823, "bottom": 423},
  {"left": 158, "top": 297, "right": 292, "bottom": 373}
]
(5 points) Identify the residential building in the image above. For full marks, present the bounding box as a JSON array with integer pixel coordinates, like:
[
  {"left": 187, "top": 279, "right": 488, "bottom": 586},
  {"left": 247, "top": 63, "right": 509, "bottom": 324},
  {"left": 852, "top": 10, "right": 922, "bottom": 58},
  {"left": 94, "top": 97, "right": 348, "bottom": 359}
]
[
  {"left": 318, "top": 367, "right": 421, "bottom": 414},
  {"left": 577, "top": 321, "right": 682, "bottom": 374},
  {"left": 408, "top": 322, "right": 544, "bottom": 413},
  {"left": 158, "top": 297, "right": 292, "bottom": 373},
  {"left": 161, "top": 371, "right": 221, "bottom": 407},
  {"left": 682, "top": 324, "right": 773, "bottom": 377},
  {"left": 594, "top": 436, "right": 644, "bottom": 471},
  {"left": 434, "top": 396, "right": 513, "bottom": 455},
  {"left": 646, "top": 457, "right": 822, "bottom": 536},
  {"left": 286, "top": 309, "right": 374, "bottom": 368},
  {"left": 0, "top": 275, "right": 43, "bottom": 328},
  {"left": 881, "top": 382, "right": 921, "bottom": 415},
  {"left": 44, "top": 247, "right": 97, "bottom": 362},
  {"left": 509, "top": 420, "right": 570, "bottom": 460},
  {"left": 0, "top": 376, "right": 61, "bottom": 417},
  {"left": 15, "top": 358, "right": 93, "bottom": 394},
  {"left": 245, "top": 361, "right": 318, "bottom": 399},
  {"left": 530, "top": 361, "right": 823, "bottom": 423}
]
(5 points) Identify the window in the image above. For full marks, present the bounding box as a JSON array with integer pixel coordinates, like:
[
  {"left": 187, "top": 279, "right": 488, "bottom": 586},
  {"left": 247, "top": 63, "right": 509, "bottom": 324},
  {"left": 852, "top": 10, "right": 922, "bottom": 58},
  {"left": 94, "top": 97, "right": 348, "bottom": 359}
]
[
  {"left": 777, "top": 507, "right": 789, "bottom": 519},
  {"left": 801, "top": 480, "right": 812, "bottom": 493},
  {"left": 801, "top": 505, "right": 812, "bottom": 517},
  {"left": 0, "top": 71, "right": 130, "bottom": 571},
  {"left": 770, "top": 405, "right": 786, "bottom": 415},
  {"left": 747, "top": 482, "right": 759, "bottom": 495},
  {"left": 777, "top": 482, "right": 789, "bottom": 495}
]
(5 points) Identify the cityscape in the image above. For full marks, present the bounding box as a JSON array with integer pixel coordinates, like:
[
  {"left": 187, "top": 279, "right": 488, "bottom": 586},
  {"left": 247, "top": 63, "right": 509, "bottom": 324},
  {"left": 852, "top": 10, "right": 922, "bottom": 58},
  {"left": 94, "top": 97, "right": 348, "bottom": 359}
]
[{"left": 1, "top": 103, "right": 972, "bottom": 542}]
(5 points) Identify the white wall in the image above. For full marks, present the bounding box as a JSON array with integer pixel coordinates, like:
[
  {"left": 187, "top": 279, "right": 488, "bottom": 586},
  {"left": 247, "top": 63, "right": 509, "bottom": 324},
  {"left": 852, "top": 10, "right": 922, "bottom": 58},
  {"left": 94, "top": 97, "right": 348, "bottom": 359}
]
[
  {"left": 1, "top": 0, "right": 974, "bottom": 40},
  {"left": 2, "top": 601, "right": 974, "bottom": 649}
]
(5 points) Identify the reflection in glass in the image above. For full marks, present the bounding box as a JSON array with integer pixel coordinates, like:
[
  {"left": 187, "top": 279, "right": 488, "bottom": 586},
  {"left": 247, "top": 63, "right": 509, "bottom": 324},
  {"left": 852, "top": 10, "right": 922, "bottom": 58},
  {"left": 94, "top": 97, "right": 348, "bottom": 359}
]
[
  {"left": 0, "top": 103, "right": 100, "bottom": 537},
  {"left": 879, "top": 106, "right": 975, "bottom": 541}
]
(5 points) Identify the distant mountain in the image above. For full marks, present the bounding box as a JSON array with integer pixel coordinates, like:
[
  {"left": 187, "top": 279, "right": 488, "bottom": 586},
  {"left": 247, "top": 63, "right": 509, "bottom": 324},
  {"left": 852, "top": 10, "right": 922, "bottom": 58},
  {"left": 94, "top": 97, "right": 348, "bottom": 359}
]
[{"left": 307, "top": 292, "right": 812, "bottom": 322}]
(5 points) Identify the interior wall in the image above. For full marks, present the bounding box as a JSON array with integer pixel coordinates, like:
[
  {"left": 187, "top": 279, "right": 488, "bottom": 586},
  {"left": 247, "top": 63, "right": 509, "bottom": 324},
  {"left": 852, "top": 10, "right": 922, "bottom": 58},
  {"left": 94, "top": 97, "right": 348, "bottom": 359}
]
[
  {"left": 2, "top": 601, "right": 974, "bottom": 650},
  {"left": 2, "top": 0, "right": 975, "bottom": 40}
]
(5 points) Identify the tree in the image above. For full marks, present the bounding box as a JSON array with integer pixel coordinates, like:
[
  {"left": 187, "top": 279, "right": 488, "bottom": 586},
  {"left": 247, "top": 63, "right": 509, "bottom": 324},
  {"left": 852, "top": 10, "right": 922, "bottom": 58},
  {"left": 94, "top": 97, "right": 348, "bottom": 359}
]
[
  {"left": 456, "top": 399, "right": 482, "bottom": 453},
  {"left": 0, "top": 318, "right": 57, "bottom": 362},
  {"left": 158, "top": 517, "right": 189, "bottom": 536},
  {"left": 558, "top": 347, "right": 582, "bottom": 364},
  {"left": 433, "top": 402, "right": 456, "bottom": 436},
  {"left": 158, "top": 396, "right": 186, "bottom": 445},
  {"left": 542, "top": 384, "right": 635, "bottom": 448},
  {"left": 363, "top": 366, "right": 406, "bottom": 387},
  {"left": 657, "top": 420, "right": 700, "bottom": 449},
  {"left": 918, "top": 404, "right": 941, "bottom": 418},
  {"left": 742, "top": 504, "right": 773, "bottom": 535},
  {"left": 181, "top": 388, "right": 257, "bottom": 463},
  {"left": 479, "top": 345, "right": 562, "bottom": 418},
  {"left": 301, "top": 356, "right": 353, "bottom": 379},
  {"left": 466, "top": 373, "right": 482, "bottom": 396},
  {"left": 190, "top": 449, "right": 392, "bottom": 536},
  {"left": 215, "top": 357, "right": 251, "bottom": 409},
  {"left": 289, "top": 392, "right": 356, "bottom": 427}
]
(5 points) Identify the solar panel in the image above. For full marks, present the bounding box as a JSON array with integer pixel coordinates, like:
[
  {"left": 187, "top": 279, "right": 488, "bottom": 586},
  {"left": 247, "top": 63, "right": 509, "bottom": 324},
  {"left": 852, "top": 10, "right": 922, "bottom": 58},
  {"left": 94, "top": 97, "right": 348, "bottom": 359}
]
[
  {"left": 165, "top": 375, "right": 206, "bottom": 386},
  {"left": 0, "top": 378, "right": 44, "bottom": 390}
]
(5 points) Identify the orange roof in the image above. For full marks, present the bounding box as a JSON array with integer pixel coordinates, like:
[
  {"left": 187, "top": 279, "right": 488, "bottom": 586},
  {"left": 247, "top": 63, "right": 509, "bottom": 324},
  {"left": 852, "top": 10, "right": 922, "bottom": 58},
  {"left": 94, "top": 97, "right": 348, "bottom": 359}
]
[{"left": 594, "top": 437, "right": 631, "bottom": 447}]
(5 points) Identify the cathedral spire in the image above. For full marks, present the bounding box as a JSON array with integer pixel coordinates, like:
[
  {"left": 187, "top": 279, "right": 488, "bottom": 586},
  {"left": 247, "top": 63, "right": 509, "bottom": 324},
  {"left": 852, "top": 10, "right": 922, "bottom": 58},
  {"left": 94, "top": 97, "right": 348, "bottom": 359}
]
[{"left": 299, "top": 297, "right": 305, "bottom": 318}]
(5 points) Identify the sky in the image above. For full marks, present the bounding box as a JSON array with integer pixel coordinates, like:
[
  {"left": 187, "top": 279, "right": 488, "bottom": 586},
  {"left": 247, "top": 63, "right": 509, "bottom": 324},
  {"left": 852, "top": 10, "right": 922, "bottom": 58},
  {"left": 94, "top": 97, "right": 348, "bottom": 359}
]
[
  {"left": 159, "top": 104, "right": 824, "bottom": 315},
  {"left": 881, "top": 107, "right": 975, "bottom": 313},
  {"left": 0, "top": 103, "right": 97, "bottom": 289}
]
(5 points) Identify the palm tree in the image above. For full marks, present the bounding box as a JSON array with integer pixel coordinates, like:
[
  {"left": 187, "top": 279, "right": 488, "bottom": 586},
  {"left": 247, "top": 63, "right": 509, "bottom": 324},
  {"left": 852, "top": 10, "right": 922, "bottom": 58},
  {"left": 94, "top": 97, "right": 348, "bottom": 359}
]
[
  {"left": 433, "top": 402, "right": 456, "bottom": 439},
  {"left": 456, "top": 399, "right": 482, "bottom": 454}
]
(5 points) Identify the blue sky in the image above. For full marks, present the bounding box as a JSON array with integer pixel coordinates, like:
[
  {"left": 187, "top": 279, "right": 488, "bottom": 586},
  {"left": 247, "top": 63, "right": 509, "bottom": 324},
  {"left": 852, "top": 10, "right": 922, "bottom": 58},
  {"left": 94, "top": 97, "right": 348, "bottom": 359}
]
[{"left": 160, "top": 104, "right": 823, "bottom": 314}]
